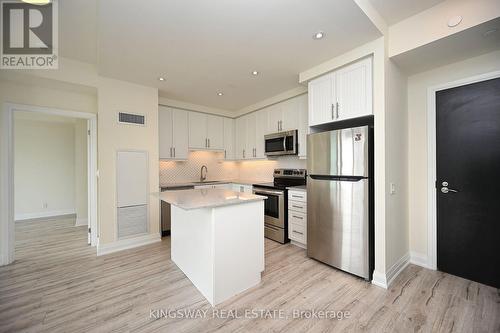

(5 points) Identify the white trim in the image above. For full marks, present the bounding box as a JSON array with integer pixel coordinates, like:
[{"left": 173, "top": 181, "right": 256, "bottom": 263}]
[
  {"left": 410, "top": 251, "right": 430, "bottom": 269},
  {"left": 97, "top": 233, "right": 161, "bottom": 256},
  {"left": 290, "top": 240, "right": 306, "bottom": 249},
  {"left": 426, "top": 70, "right": 500, "bottom": 272},
  {"left": 0, "top": 103, "right": 98, "bottom": 266},
  {"left": 15, "top": 210, "right": 76, "bottom": 221},
  {"left": 371, "top": 270, "right": 387, "bottom": 289},
  {"left": 75, "top": 218, "right": 88, "bottom": 226},
  {"left": 371, "top": 253, "right": 410, "bottom": 289}
]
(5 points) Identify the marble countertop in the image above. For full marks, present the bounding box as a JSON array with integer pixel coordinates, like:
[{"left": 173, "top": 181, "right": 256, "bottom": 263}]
[
  {"left": 155, "top": 188, "right": 267, "bottom": 210},
  {"left": 286, "top": 185, "right": 307, "bottom": 192},
  {"left": 159, "top": 179, "right": 267, "bottom": 189}
]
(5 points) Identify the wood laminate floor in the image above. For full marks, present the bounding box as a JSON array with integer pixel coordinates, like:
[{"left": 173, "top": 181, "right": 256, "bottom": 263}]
[{"left": 0, "top": 218, "right": 499, "bottom": 333}]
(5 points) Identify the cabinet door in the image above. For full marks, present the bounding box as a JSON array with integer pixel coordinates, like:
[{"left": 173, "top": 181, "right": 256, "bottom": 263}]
[
  {"left": 235, "top": 116, "right": 246, "bottom": 159},
  {"left": 308, "top": 73, "right": 334, "bottom": 126},
  {"left": 223, "top": 117, "right": 235, "bottom": 160},
  {"left": 245, "top": 113, "right": 256, "bottom": 159},
  {"left": 206, "top": 115, "right": 224, "bottom": 150},
  {"left": 281, "top": 97, "right": 299, "bottom": 131},
  {"left": 335, "top": 57, "right": 372, "bottom": 121},
  {"left": 297, "top": 94, "right": 308, "bottom": 158},
  {"left": 171, "top": 108, "right": 189, "bottom": 159},
  {"left": 267, "top": 104, "right": 282, "bottom": 133},
  {"left": 188, "top": 112, "right": 207, "bottom": 149},
  {"left": 158, "top": 106, "right": 173, "bottom": 159},
  {"left": 255, "top": 109, "right": 268, "bottom": 158}
]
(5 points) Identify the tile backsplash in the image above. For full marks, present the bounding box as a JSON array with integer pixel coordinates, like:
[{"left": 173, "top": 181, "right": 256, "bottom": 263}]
[{"left": 159, "top": 151, "right": 306, "bottom": 185}]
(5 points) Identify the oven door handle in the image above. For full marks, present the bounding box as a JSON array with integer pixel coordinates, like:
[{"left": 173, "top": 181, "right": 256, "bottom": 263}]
[{"left": 253, "top": 189, "right": 284, "bottom": 196}]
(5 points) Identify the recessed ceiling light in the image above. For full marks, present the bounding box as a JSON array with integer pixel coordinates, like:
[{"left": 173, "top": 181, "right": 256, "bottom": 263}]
[
  {"left": 313, "top": 31, "right": 325, "bottom": 40},
  {"left": 447, "top": 16, "right": 462, "bottom": 28},
  {"left": 158, "top": 77, "right": 165, "bottom": 81},
  {"left": 252, "top": 70, "right": 259, "bottom": 76},
  {"left": 217, "top": 92, "right": 224, "bottom": 96}
]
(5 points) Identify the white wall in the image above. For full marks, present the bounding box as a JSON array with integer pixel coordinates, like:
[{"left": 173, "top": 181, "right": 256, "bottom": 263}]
[
  {"left": 97, "top": 77, "right": 159, "bottom": 245},
  {"left": 384, "top": 59, "right": 409, "bottom": 272},
  {"left": 14, "top": 116, "right": 76, "bottom": 220},
  {"left": 74, "top": 119, "right": 88, "bottom": 225},
  {"left": 407, "top": 49, "right": 500, "bottom": 259}
]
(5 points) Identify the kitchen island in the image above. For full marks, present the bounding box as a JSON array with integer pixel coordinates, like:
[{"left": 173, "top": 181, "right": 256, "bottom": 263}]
[{"left": 157, "top": 188, "right": 266, "bottom": 306}]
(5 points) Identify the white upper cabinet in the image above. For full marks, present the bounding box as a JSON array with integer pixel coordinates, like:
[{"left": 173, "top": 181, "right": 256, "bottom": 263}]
[
  {"left": 255, "top": 109, "right": 268, "bottom": 158},
  {"left": 223, "top": 118, "right": 235, "bottom": 160},
  {"left": 308, "top": 73, "right": 334, "bottom": 126},
  {"left": 159, "top": 106, "right": 189, "bottom": 159},
  {"left": 159, "top": 106, "right": 173, "bottom": 159},
  {"left": 308, "top": 57, "right": 372, "bottom": 126},
  {"left": 171, "top": 108, "right": 189, "bottom": 159},
  {"left": 206, "top": 115, "right": 224, "bottom": 150},
  {"left": 245, "top": 113, "right": 257, "bottom": 159},
  {"left": 335, "top": 57, "right": 372, "bottom": 121},
  {"left": 188, "top": 112, "right": 207, "bottom": 149},
  {"left": 281, "top": 97, "right": 299, "bottom": 131},
  {"left": 188, "top": 112, "right": 224, "bottom": 150},
  {"left": 267, "top": 104, "right": 282, "bottom": 133},
  {"left": 235, "top": 116, "right": 246, "bottom": 159}
]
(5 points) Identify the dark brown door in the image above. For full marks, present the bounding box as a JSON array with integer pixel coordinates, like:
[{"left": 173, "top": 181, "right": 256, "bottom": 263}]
[{"left": 436, "top": 77, "right": 500, "bottom": 288}]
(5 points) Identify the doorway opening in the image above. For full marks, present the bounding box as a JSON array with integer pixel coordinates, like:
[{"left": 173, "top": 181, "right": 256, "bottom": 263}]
[{"left": 1, "top": 103, "right": 97, "bottom": 265}]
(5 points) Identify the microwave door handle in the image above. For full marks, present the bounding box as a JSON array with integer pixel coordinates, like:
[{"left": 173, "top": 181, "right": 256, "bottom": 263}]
[{"left": 283, "top": 137, "right": 286, "bottom": 151}]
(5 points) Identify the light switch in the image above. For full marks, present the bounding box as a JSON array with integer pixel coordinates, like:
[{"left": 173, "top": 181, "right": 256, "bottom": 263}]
[{"left": 390, "top": 183, "right": 396, "bottom": 195}]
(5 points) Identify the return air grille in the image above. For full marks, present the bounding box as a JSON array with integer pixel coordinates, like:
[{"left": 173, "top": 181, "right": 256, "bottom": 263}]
[{"left": 118, "top": 112, "right": 145, "bottom": 125}]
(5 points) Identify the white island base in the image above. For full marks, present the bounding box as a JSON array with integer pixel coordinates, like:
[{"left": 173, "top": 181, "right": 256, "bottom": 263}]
[{"left": 171, "top": 200, "right": 264, "bottom": 306}]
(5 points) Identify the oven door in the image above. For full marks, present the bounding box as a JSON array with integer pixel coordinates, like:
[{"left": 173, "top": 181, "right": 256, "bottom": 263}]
[
  {"left": 252, "top": 188, "right": 285, "bottom": 228},
  {"left": 265, "top": 130, "right": 297, "bottom": 156}
]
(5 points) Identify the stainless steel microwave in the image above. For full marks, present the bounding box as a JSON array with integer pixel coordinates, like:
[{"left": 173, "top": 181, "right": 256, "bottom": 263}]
[{"left": 264, "top": 130, "right": 298, "bottom": 156}]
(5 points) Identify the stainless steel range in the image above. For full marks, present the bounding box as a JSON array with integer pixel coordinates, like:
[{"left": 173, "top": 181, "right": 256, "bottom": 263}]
[{"left": 253, "top": 169, "right": 307, "bottom": 243}]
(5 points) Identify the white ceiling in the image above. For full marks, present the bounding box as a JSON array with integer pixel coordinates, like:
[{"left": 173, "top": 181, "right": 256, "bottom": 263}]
[
  {"left": 369, "top": 0, "right": 445, "bottom": 25},
  {"left": 58, "top": 0, "right": 381, "bottom": 111}
]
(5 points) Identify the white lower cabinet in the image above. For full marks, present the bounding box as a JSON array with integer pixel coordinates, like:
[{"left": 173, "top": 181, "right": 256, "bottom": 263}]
[{"left": 288, "top": 189, "right": 307, "bottom": 248}]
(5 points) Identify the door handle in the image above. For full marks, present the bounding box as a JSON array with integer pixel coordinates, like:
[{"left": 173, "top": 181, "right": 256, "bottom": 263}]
[
  {"left": 441, "top": 187, "right": 458, "bottom": 194},
  {"left": 441, "top": 181, "right": 458, "bottom": 193}
]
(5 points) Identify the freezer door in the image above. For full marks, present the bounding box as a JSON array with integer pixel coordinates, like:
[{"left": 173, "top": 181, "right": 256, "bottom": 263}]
[
  {"left": 307, "top": 126, "right": 369, "bottom": 177},
  {"left": 307, "top": 176, "right": 369, "bottom": 279}
]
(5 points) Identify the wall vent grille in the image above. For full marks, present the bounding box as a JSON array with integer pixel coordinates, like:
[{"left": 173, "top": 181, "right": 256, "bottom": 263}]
[{"left": 118, "top": 112, "right": 145, "bottom": 126}]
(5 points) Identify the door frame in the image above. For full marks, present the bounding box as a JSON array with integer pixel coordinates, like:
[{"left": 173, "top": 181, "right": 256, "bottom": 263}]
[
  {"left": 426, "top": 70, "right": 500, "bottom": 270},
  {"left": 0, "top": 103, "right": 98, "bottom": 266}
]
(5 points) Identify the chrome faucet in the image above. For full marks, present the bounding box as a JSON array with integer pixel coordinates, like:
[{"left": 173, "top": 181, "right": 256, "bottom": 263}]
[{"left": 200, "top": 165, "right": 208, "bottom": 182}]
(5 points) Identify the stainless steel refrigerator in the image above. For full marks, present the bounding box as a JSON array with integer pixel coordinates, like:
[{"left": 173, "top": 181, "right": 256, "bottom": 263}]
[{"left": 307, "top": 126, "right": 372, "bottom": 280}]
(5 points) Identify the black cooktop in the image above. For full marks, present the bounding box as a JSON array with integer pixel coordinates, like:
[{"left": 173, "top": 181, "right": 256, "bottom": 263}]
[
  {"left": 253, "top": 168, "right": 307, "bottom": 190},
  {"left": 253, "top": 182, "right": 288, "bottom": 190}
]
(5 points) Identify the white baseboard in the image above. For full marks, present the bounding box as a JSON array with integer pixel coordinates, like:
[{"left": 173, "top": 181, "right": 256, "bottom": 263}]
[
  {"left": 15, "top": 209, "right": 76, "bottom": 221},
  {"left": 371, "top": 270, "right": 388, "bottom": 289},
  {"left": 410, "top": 251, "right": 431, "bottom": 269},
  {"left": 371, "top": 252, "right": 410, "bottom": 289},
  {"left": 97, "top": 233, "right": 161, "bottom": 256},
  {"left": 75, "top": 218, "right": 88, "bottom": 226}
]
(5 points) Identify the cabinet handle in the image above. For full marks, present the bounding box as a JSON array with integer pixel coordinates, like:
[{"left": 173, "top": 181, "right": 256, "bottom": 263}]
[
  {"left": 336, "top": 102, "right": 339, "bottom": 119},
  {"left": 292, "top": 215, "right": 303, "bottom": 219},
  {"left": 293, "top": 230, "right": 304, "bottom": 235},
  {"left": 291, "top": 195, "right": 304, "bottom": 199},
  {"left": 170, "top": 147, "right": 172, "bottom": 157},
  {"left": 208, "top": 138, "right": 210, "bottom": 148},
  {"left": 331, "top": 104, "right": 335, "bottom": 119},
  {"left": 173, "top": 147, "right": 176, "bottom": 157},
  {"left": 224, "top": 150, "right": 227, "bottom": 159},
  {"left": 292, "top": 205, "right": 303, "bottom": 209},
  {"left": 243, "top": 149, "right": 245, "bottom": 158}
]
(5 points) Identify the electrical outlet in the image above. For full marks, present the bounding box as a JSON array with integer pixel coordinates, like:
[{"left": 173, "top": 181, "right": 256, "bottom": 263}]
[{"left": 390, "top": 183, "right": 396, "bottom": 195}]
